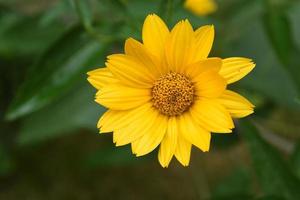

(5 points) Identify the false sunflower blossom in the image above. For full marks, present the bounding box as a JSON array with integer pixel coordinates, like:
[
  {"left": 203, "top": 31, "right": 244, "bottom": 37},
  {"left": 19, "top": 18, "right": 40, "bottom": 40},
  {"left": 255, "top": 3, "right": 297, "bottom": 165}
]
[
  {"left": 87, "top": 14, "right": 255, "bottom": 167},
  {"left": 184, "top": 0, "right": 217, "bottom": 16}
]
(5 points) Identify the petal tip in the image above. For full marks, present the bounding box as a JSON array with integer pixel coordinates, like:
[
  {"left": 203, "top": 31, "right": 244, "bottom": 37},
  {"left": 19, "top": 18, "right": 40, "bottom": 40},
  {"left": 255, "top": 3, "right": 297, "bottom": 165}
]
[
  {"left": 182, "top": 163, "right": 189, "bottom": 167},
  {"left": 145, "top": 13, "right": 162, "bottom": 22},
  {"left": 125, "top": 37, "right": 134, "bottom": 43},
  {"left": 159, "top": 160, "right": 169, "bottom": 168}
]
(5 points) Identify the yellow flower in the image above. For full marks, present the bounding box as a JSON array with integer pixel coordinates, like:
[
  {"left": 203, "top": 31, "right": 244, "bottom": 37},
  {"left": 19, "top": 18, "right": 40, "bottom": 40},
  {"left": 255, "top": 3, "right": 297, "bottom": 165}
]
[
  {"left": 184, "top": 0, "right": 217, "bottom": 16},
  {"left": 87, "top": 14, "right": 255, "bottom": 167}
]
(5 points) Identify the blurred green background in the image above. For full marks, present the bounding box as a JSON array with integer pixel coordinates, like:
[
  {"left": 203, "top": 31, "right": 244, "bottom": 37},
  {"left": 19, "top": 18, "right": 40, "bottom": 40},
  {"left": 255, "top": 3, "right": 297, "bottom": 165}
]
[{"left": 0, "top": 0, "right": 300, "bottom": 199}]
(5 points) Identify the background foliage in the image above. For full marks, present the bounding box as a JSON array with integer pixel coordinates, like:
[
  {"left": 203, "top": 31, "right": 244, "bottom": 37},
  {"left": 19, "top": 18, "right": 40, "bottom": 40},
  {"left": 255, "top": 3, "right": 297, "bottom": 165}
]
[{"left": 0, "top": 0, "right": 300, "bottom": 199}]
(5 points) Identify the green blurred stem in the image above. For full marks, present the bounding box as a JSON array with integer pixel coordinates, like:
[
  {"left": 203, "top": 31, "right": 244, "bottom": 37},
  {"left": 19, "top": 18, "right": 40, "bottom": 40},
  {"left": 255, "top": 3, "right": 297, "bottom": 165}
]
[
  {"left": 263, "top": 0, "right": 300, "bottom": 93},
  {"left": 109, "top": 0, "right": 140, "bottom": 33},
  {"left": 166, "top": 0, "right": 174, "bottom": 23},
  {"left": 86, "top": 28, "right": 123, "bottom": 44},
  {"left": 73, "top": 0, "right": 124, "bottom": 44},
  {"left": 73, "top": 0, "right": 93, "bottom": 30}
]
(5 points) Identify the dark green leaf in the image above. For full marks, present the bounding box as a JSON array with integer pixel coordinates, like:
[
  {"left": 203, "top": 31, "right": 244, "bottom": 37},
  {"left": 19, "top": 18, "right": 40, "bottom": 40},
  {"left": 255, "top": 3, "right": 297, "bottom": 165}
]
[
  {"left": 288, "top": 1, "right": 300, "bottom": 49},
  {"left": 239, "top": 120, "right": 300, "bottom": 200},
  {"left": 211, "top": 129, "right": 240, "bottom": 149},
  {"left": 211, "top": 195, "right": 253, "bottom": 200},
  {"left": 263, "top": 2, "right": 292, "bottom": 65},
  {"left": 0, "top": 144, "right": 15, "bottom": 176},
  {"left": 223, "top": 18, "right": 300, "bottom": 110},
  {"left": 0, "top": 12, "right": 66, "bottom": 58},
  {"left": 212, "top": 168, "right": 251, "bottom": 198},
  {"left": 17, "top": 82, "right": 104, "bottom": 145},
  {"left": 256, "top": 196, "right": 285, "bottom": 200},
  {"left": 291, "top": 142, "right": 300, "bottom": 179},
  {"left": 39, "top": 0, "right": 74, "bottom": 26},
  {"left": 73, "top": 0, "right": 93, "bottom": 30},
  {"left": 84, "top": 145, "right": 150, "bottom": 168},
  {"left": 263, "top": 1, "right": 300, "bottom": 91},
  {"left": 5, "top": 26, "right": 108, "bottom": 120}
]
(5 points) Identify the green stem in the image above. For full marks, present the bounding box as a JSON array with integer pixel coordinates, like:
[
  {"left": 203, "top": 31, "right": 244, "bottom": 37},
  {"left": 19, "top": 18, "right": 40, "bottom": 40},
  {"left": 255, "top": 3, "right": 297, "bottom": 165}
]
[{"left": 165, "top": 0, "right": 174, "bottom": 23}]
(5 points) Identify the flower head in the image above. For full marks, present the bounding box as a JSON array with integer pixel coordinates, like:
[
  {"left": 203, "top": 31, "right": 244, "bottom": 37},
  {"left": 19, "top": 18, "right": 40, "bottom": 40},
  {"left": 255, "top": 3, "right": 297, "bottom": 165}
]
[
  {"left": 184, "top": 0, "right": 217, "bottom": 16},
  {"left": 87, "top": 14, "right": 255, "bottom": 167}
]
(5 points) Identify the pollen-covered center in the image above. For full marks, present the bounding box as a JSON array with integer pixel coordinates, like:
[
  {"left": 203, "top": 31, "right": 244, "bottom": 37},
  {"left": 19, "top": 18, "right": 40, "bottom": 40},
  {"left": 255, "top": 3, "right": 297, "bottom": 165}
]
[{"left": 152, "top": 72, "right": 195, "bottom": 116}]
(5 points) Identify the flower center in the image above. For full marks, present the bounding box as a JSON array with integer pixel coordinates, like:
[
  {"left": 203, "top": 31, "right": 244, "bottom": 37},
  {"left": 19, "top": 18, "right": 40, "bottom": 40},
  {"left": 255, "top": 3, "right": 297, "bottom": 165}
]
[{"left": 152, "top": 72, "right": 195, "bottom": 116}]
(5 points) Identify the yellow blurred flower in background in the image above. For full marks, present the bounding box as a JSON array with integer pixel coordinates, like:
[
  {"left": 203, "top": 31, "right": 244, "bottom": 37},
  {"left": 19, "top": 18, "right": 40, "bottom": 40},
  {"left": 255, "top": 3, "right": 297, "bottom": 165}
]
[
  {"left": 184, "top": 0, "right": 217, "bottom": 16},
  {"left": 88, "top": 14, "right": 255, "bottom": 168}
]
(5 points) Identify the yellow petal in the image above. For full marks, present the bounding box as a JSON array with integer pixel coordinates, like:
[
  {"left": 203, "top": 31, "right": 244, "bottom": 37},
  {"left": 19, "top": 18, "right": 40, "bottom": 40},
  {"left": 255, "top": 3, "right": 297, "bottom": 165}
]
[
  {"left": 165, "top": 19, "right": 195, "bottom": 73},
  {"left": 95, "top": 84, "right": 151, "bottom": 110},
  {"left": 179, "top": 112, "right": 211, "bottom": 152},
  {"left": 192, "top": 25, "right": 215, "bottom": 61},
  {"left": 131, "top": 114, "right": 168, "bottom": 157},
  {"left": 87, "top": 67, "right": 118, "bottom": 90},
  {"left": 98, "top": 110, "right": 122, "bottom": 131},
  {"left": 158, "top": 117, "right": 178, "bottom": 168},
  {"left": 219, "top": 57, "right": 255, "bottom": 84},
  {"left": 185, "top": 57, "right": 222, "bottom": 80},
  {"left": 124, "top": 38, "right": 161, "bottom": 77},
  {"left": 217, "top": 90, "right": 254, "bottom": 118},
  {"left": 190, "top": 99, "right": 234, "bottom": 133},
  {"left": 114, "top": 107, "right": 160, "bottom": 146},
  {"left": 174, "top": 134, "right": 192, "bottom": 166},
  {"left": 98, "top": 102, "right": 152, "bottom": 133},
  {"left": 142, "top": 14, "right": 169, "bottom": 62},
  {"left": 106, "top": 54, "right": 155, "bottom": 88},
  {"left": 184, "top": 0, "right": 217, "bottom": 16},
  {"left": 194, "top": 70, "right": 226, "bottom": 98}
]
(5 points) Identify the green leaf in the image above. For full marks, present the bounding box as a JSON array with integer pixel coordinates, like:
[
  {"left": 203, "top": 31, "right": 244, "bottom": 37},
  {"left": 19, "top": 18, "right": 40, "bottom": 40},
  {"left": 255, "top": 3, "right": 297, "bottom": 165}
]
[
  {"left": 256, "top": 196, "right": 285, "bottom": 200},
  {"left": 211, "top": 130, "right": 240, "bottom": 149},
  {"left": 288, "top": 1, "right": 300, "bottom": 49},
  {"left": 17, "top": 82, "right": 104, "bottom": 145},
  {"left": 84, "top": 145, "right": 150, "bottom": 168},
  {"left": 223, "top": 17, "right": 300, "bottom": 110},
  {"left": 212, "top": 195, "right": 285, "bottom": 200},
  {"left": 0, "top": 144, "right": 15, "bottom": 176},
  {"left": 291, "top": 142, "right": 300, "bottom": 179},
  {"left": 39, "top": 0, "right": 74, "bottom": 26},
  {"left": 73, "top": 0, "right": 93, "bottom": 31},
  {"left": 5, "top": 26, "right": 108, "bottom": 120},
  {"left": 263, "top": 1, "right": 292, "bottom": 65},
  {"left": 239, "top": 120, "right": 300, "bottom": 200},
  {"left": 0, "top": 12, "right": 66, "bottom": 59},
  {"left": 263, "top": 1, "right": 300, "bottom": 91},
  {"left": 212, "top": 168, "right": 251, "bottom": 199},
  {"left": 211, "top": 195, "right": 253, "bottom": 200}
]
